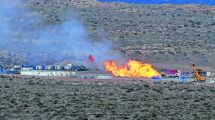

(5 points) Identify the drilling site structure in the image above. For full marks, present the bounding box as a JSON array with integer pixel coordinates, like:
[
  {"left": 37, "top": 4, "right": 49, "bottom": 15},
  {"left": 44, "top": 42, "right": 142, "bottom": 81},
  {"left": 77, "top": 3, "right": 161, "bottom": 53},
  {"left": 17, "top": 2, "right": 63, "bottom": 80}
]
[
  {"left": 0, "top": 61, "right": 214, "bottom": 82},
  {"left": 17, "top": 64, "right": 114, "bottom": 79},
  {"left": 20, "top": 70, "right": 76, "bottom": 77}
]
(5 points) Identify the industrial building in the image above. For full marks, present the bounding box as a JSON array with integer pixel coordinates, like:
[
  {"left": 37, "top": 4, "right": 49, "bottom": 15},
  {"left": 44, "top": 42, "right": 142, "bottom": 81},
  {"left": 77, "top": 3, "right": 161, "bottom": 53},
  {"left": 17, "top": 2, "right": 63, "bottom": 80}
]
[
  {"left": 21, "top": 64, "right": 86, "bottom": 71},
  {"left": 0, "top": 63, "right": 114, "bottom": 79},
  {"left": 19, "top": 64, "right": 87, "bottom": 77},
  {"left": 20, "top": 70, "right": 76, "bottom": 77},
  {"left": 206, "top": 72, "right": 215, "bottom": 77}
]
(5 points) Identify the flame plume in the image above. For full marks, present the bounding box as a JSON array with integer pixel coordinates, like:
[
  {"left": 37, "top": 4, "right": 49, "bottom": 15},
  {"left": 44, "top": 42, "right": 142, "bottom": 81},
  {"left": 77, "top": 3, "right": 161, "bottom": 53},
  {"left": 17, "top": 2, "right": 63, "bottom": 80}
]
[{"left": 103, "top": 60, "right": 161, "bottom": 78}]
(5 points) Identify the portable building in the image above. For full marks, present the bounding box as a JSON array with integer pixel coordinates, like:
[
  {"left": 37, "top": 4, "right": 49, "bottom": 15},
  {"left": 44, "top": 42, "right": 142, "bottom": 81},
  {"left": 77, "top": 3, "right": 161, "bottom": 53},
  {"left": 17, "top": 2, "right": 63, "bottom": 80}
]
[
  {"left": 165, "top": 70, "right": 181, "bottom": 78},
  {"left": 20, "top": 70, "right": 76, "bottom": 77}
]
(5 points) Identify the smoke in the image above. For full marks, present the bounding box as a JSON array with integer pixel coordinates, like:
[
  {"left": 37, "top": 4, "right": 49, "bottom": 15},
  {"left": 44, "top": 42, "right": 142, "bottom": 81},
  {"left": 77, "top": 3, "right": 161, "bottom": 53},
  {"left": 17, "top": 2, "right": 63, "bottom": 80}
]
[{"left": 0, "top": 0, "right": 123, "bottom": 68}]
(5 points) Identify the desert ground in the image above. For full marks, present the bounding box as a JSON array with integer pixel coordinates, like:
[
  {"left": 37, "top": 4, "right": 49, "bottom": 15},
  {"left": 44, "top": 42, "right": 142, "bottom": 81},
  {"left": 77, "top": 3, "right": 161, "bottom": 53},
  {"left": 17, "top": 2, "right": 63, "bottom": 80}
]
[
  {"left": 0, "top": 0, "right": 215, "bottom": 70},
  {"left": 1, "top": 75, "right": 215, "bottom": 119},
  {"left": 1, "top": 1, "right": 215, "bottom": 119}
]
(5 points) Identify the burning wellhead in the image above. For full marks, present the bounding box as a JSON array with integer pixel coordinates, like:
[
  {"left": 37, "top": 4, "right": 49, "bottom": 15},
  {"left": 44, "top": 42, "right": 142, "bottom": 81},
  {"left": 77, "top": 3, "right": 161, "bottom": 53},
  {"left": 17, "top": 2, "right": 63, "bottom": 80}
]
[{"left": 103, "top": 60, "right": 161, "bottom": 78}]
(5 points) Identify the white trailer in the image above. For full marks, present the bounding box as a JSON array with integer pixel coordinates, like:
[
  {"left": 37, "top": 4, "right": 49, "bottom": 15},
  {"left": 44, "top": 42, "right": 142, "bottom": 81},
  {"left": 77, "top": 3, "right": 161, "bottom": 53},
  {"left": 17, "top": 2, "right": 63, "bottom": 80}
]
[{"left": 20, "top": 70, "right": 76, "bottom": 77}]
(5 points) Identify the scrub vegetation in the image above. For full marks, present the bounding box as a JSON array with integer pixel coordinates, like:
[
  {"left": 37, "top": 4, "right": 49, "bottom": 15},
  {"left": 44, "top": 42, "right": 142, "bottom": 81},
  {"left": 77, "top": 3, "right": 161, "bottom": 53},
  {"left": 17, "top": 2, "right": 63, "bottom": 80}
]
[
  {"left": 28, "top": 0, "right": 215, "bottom": 69},
  {"left": 1, "top": 76, "right": 215, "bottom": 119}
]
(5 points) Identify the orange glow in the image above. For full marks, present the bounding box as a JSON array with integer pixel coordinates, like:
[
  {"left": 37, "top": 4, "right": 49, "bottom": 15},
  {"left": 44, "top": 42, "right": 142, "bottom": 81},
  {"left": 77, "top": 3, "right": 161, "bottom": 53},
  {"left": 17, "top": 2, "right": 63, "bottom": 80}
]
[{"left": 103, "top": 60, "right": 161, "bottom": 78}]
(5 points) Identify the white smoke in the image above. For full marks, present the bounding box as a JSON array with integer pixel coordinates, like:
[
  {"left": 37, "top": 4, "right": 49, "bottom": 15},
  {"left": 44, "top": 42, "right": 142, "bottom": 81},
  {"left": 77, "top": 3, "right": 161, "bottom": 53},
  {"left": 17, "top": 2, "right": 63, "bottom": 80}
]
[{"left": 0, "top": 0, "right": 123, "bottom": 68}]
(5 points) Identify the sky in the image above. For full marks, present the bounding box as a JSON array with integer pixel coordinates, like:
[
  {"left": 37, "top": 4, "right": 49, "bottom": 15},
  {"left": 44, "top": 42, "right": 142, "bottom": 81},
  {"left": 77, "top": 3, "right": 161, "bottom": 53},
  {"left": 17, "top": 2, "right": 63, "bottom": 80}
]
[{"left": 98, "top": 0, "right": 215, "bottom": 5}]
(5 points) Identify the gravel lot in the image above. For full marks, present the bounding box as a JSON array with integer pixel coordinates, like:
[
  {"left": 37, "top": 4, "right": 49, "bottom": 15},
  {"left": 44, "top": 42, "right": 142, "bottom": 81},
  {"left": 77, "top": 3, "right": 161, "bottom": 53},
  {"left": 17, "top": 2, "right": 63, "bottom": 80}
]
[{"left": 1, "top": 75, "right": 215, "bottom": 119}]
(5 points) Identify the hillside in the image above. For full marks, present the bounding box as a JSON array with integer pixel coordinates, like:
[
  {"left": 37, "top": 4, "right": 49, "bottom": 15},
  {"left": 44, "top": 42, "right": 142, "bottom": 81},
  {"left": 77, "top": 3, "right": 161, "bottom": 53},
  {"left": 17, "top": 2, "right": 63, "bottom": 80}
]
[{"left": 1, "top": 0, "right": 215, "bottom": 70}]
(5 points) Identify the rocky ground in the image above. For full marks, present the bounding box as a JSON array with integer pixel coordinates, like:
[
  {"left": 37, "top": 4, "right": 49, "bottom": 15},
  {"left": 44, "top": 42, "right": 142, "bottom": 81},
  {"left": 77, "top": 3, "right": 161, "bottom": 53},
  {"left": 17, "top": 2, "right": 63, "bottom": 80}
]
[{"left": 0, "top": 75, "right": 215, "bottom": 119}]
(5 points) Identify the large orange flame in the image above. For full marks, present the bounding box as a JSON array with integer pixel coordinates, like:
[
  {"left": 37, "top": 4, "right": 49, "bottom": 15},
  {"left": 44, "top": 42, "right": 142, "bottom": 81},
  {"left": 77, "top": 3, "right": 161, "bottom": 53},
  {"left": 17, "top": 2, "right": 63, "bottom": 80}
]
[{"left": 103, "top": 60, "right": 161, "bottom": 78}]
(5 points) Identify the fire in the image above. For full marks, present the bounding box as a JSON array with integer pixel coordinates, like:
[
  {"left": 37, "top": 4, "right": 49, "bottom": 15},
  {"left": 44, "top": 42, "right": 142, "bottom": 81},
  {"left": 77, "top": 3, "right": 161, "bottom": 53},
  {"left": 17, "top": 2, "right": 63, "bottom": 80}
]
[{"left": 103, "top": 60, "right": 161, "bottom": 78}]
